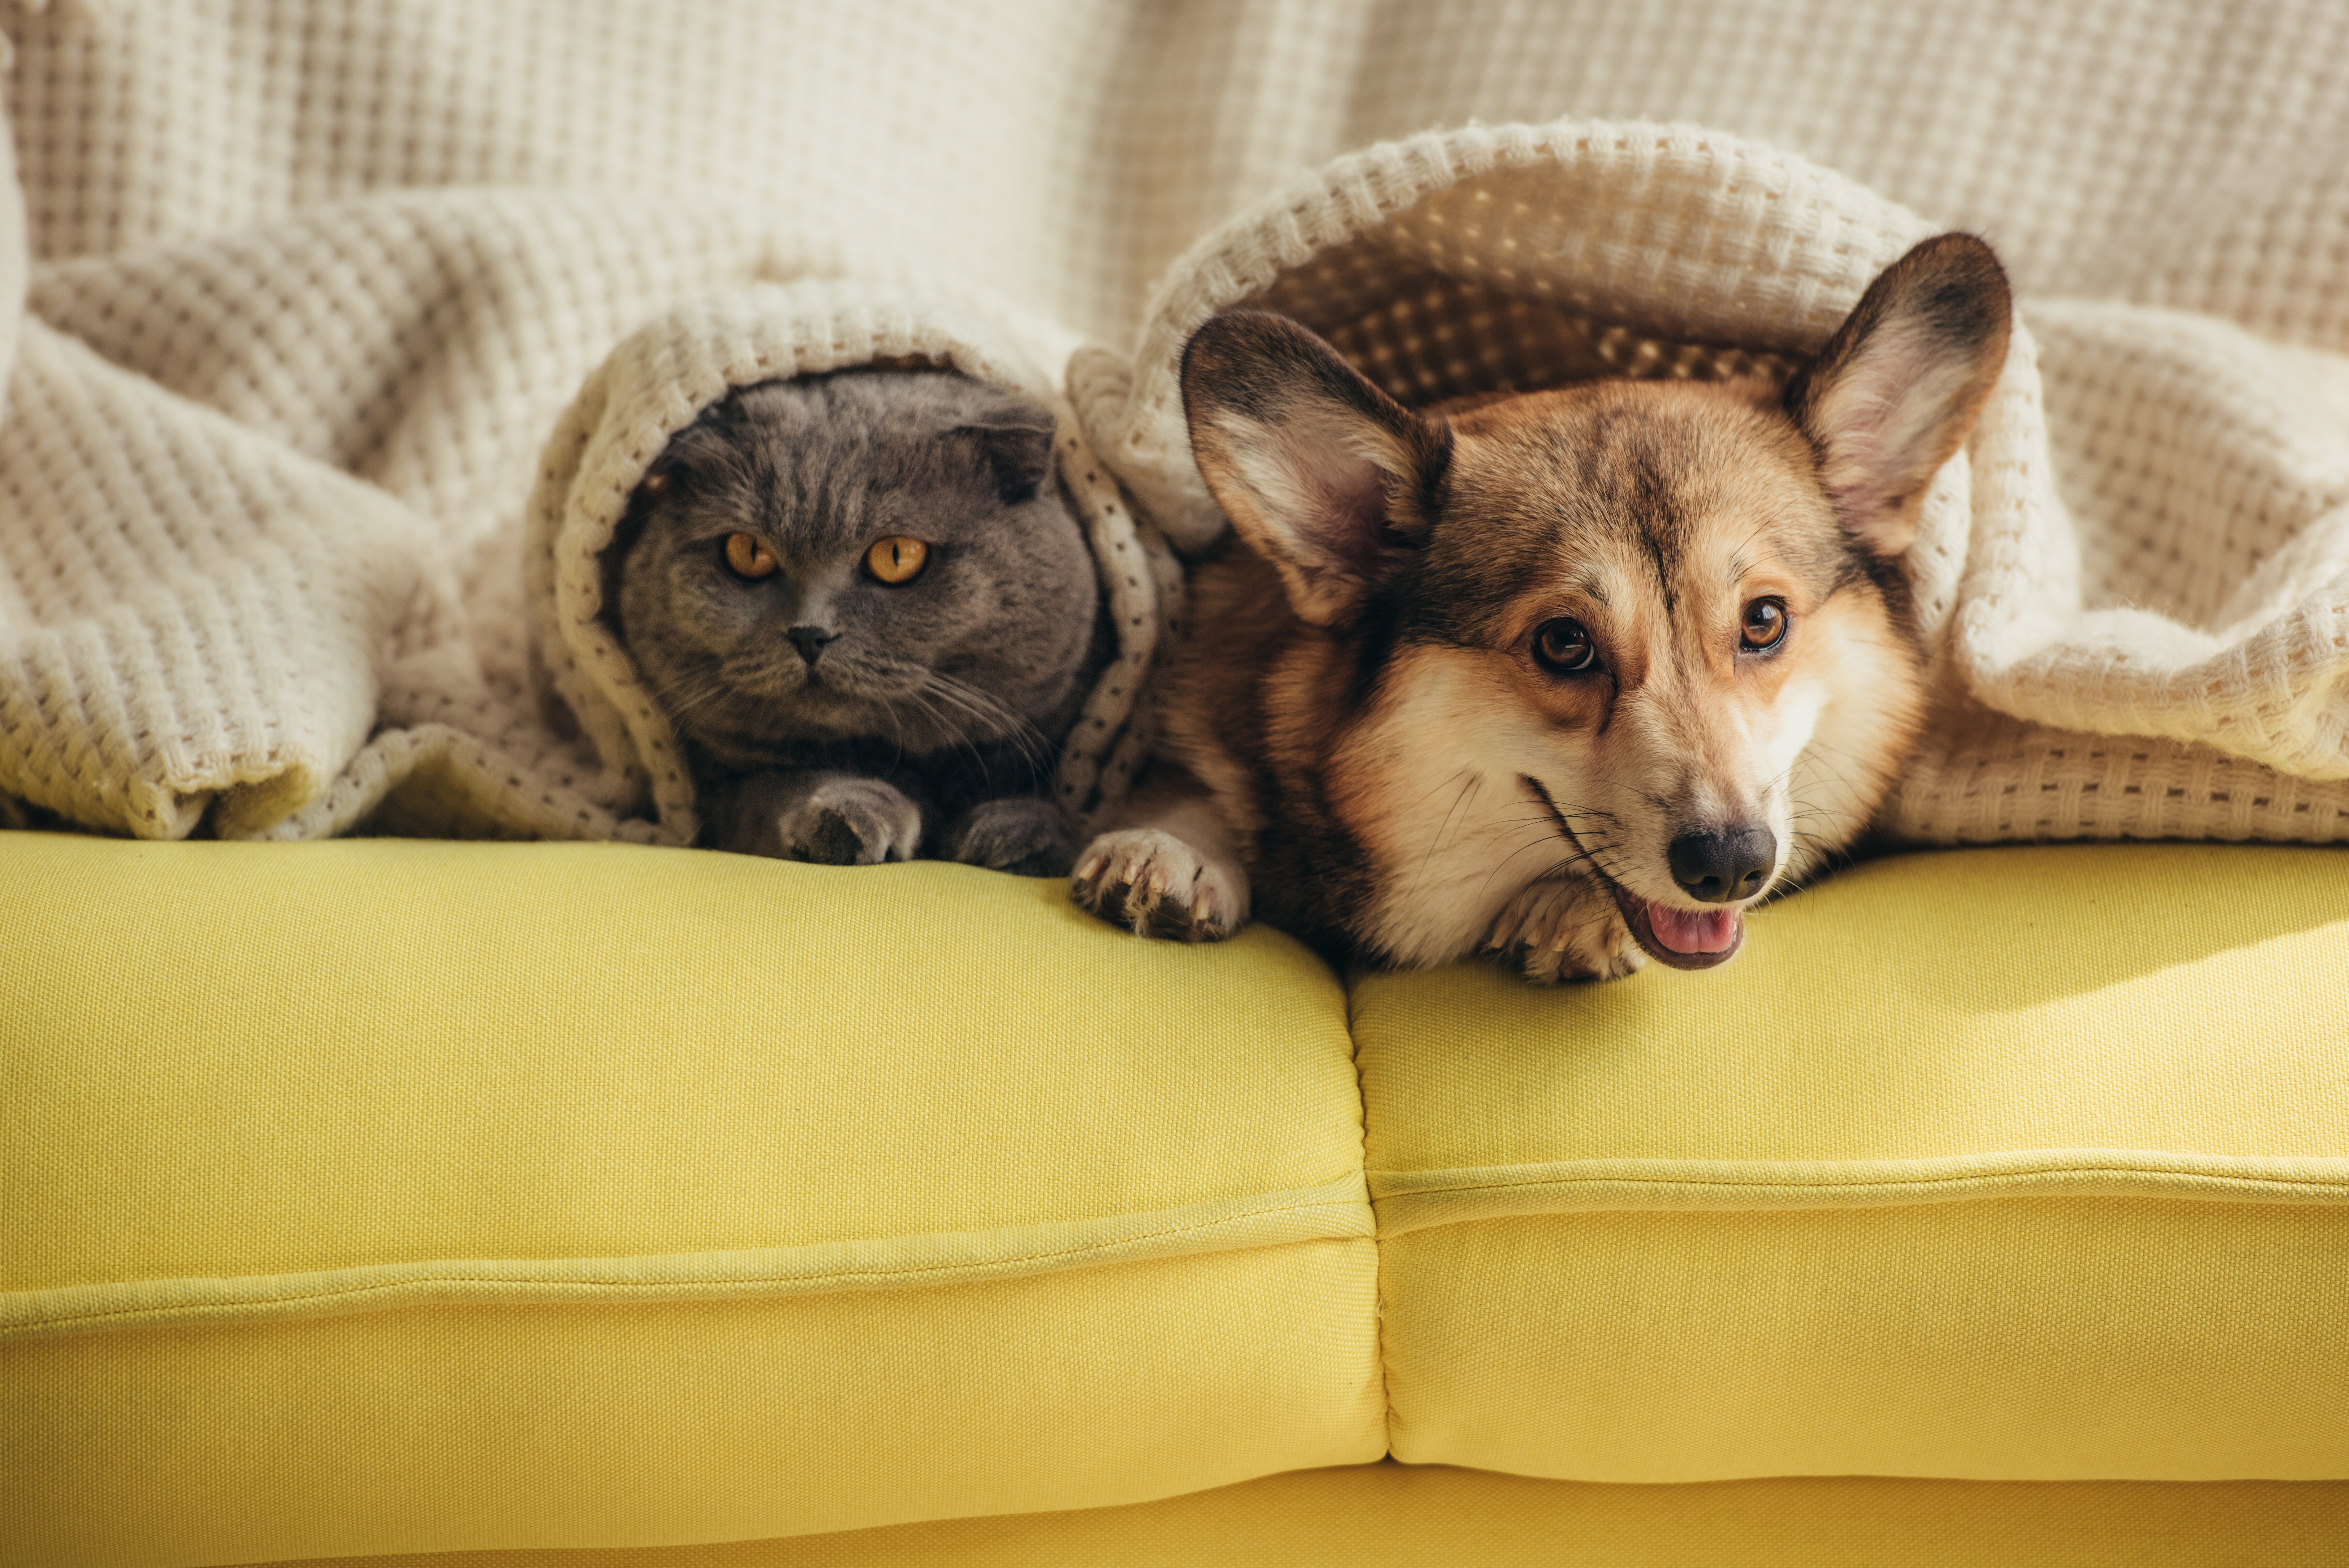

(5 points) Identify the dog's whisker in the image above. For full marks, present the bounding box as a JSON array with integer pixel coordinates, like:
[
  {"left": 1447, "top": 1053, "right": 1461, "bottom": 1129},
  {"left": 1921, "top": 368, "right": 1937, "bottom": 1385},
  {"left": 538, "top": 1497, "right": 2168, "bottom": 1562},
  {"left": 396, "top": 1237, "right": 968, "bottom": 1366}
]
[
  {"left": 1478, "top": 827, "right": 1580, "bottom": 900},
  {"left": 1404, "top": 771, "right": 1487, "bottom": 901},
  {"left": 1408, "top": 766, "right": 1477, "bottom": 812}
]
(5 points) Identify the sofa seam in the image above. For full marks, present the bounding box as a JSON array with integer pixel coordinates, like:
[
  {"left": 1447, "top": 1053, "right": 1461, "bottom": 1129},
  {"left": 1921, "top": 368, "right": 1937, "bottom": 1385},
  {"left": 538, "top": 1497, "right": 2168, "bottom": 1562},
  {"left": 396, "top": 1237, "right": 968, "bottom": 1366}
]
[
  {"left": 1346, "top": 971, "right": 1401, "bottom": 1462},
  {"left": 1363, "top": 1160, "right": 2349, "bottom": 1241},
  {"left": 1367, "top": 1164, "right": 2349, "bottom": 1201},
  {"left": 5, "top": 1192, "right": 1374, "bottom": 1339}
]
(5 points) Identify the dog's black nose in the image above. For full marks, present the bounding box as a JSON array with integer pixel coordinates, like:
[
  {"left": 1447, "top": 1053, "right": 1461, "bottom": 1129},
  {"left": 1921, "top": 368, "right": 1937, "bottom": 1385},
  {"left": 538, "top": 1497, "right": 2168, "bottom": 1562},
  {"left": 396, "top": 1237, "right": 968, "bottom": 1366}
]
[
  {"left": 1667, "top": 826, "right": 1776, "bottom": 904},
  {"left": 786, "top": 625, "right": 839, "bottom": 666}
]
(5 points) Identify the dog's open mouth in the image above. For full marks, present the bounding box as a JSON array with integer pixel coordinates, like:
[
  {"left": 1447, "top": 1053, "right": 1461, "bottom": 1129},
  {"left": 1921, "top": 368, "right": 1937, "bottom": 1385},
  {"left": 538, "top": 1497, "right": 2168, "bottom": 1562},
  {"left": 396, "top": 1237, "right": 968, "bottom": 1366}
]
[
  {"left": 1522, "top": 774, "right": 1747, "bottom": 972},
  {"left": 1609, "top": 888, "right": 1744, "bottom": 970}
]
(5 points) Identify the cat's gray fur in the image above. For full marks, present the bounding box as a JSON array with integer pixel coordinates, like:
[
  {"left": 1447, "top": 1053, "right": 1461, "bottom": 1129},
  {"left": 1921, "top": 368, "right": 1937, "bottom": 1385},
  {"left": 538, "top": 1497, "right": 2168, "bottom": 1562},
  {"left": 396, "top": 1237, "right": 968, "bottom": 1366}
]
[{"left": 613, "top": 368, "right": 1109, "bottom": 874}]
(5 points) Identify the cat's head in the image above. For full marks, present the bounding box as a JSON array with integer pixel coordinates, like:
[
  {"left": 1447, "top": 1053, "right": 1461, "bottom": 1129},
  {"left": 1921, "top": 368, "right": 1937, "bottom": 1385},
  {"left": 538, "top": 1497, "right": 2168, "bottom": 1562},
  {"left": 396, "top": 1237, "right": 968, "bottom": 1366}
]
[{"left": 614, "top": 369, "right": 1102, "bottom": 768}]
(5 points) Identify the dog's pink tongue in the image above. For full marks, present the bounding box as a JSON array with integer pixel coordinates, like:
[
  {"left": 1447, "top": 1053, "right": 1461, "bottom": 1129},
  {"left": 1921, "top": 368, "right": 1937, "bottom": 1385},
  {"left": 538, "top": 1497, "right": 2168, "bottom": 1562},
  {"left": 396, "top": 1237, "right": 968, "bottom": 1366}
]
[{"left": 1644, "top": 901, "right": 1742, "bottom": 955}]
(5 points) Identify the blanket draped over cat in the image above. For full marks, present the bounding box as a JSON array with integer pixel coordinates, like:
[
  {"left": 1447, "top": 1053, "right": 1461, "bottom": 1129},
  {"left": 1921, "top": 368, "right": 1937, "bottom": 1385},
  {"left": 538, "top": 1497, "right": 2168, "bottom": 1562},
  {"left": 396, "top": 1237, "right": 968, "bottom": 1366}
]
[
  {"left": 529, "top": 285, "right": 1172, "bottom": 849},
  {"left": 1, "top": 2, "right": 2344, "bottom": 848}
]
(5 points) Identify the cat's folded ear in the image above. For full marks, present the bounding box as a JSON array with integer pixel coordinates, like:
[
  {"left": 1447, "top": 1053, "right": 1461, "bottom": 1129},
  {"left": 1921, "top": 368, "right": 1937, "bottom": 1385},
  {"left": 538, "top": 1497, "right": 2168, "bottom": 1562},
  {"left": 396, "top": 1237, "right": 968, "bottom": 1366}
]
[
  {"left": 1183, "top": 311, "right": 1452, "bottom": 626},
  {"left": 1783, "top": 232, "right": 2013, "bottom": 558},
  {"left": 954, "top": 417, "right": 1057, "bottom": 505}
]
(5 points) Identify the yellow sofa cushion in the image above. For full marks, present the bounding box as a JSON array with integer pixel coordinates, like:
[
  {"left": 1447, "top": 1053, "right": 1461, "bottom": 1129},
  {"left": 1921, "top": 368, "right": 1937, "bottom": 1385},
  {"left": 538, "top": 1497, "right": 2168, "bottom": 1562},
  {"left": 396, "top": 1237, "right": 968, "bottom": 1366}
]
[
  {"left": 1, "top": 835, "right": 1382, "bottom": 1568},
  {"left": 1359, "top": 844, "right": 2349, "bottom": 1483},
  {"left": 242, "top": 1465, "right": 2349, "bottom": 1568}
]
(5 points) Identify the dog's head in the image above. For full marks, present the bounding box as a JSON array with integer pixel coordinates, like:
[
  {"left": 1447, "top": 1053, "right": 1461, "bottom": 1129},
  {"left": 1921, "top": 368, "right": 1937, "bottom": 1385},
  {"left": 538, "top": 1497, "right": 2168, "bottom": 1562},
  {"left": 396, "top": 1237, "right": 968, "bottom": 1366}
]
[{"left": 1182, "top": 234, "right": 2011, "bottom": 969}]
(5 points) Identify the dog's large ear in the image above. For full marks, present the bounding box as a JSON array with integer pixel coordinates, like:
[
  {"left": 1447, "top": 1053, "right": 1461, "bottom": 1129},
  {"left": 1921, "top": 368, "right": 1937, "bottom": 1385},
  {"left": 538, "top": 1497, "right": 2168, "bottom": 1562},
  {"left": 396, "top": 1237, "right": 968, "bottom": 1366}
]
[
  {"left": 1183, "top": 311, "right": 1453, "bottom": 625},
  {"left": 1784, "top": 233, "right": 2012, "bottom": 558}
]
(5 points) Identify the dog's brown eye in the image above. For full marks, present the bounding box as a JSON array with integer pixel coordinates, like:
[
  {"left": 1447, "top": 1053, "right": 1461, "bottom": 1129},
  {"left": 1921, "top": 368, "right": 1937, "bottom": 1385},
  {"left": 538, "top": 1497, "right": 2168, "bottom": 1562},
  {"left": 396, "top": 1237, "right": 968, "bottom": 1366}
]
[
  {"left": 1532, "top": 617, "right": 1600, "bottom": 675},
  {"left": 723, "top": 533, "right": 779, "bottom": 579},
  {"left": 866, "top": 536, "right": 929, "bottom": 584},
  {"left": 1741, "top": 597, "right": 1789, "bottom": 653}
]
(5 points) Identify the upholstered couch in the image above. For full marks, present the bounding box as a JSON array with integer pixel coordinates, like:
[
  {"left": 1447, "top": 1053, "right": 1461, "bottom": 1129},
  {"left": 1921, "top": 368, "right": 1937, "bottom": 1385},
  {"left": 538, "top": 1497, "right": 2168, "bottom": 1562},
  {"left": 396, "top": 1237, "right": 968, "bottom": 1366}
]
[{"left": 6, "top": 829, "right": 2345, "bottom": 1567}]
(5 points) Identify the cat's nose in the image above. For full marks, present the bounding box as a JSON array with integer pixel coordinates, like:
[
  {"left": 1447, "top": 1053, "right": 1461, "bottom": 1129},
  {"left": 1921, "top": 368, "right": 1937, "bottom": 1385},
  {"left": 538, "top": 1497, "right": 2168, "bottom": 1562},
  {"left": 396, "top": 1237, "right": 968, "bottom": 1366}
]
[{"left": 786, "top": 625, "right": 839, "bottom": 666}]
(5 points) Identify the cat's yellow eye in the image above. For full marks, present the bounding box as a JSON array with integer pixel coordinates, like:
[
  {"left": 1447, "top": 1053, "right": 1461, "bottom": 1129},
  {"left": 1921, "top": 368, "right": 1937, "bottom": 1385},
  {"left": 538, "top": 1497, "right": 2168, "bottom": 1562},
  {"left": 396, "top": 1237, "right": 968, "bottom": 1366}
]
[
  {"left": 724, "top": 533, "right": 779, "bottom": 579},
  {"left": 866, "top": 536, "right": 929, "bottom": 584}
]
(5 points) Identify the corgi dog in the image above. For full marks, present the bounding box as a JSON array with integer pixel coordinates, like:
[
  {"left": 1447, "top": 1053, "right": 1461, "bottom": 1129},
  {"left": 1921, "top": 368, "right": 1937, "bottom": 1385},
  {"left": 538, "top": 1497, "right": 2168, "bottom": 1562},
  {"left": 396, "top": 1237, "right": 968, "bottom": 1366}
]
[{"left": 1072, "top": 234, "right": 2011, "bottom": 980}]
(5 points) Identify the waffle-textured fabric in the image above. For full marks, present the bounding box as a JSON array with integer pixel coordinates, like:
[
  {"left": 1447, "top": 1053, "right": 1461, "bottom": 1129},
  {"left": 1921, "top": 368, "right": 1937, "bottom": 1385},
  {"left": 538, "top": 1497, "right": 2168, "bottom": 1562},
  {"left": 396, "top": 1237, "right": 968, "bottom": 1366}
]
[
  {"left": 6, "top": 832, "right": 2346, "bottom": 1566},
  {"left": 5, "top": 254, "right": 1171, "bottom": 844},
  {"left": 1, "top": 2, "right": 2347, "bottom": 845}
]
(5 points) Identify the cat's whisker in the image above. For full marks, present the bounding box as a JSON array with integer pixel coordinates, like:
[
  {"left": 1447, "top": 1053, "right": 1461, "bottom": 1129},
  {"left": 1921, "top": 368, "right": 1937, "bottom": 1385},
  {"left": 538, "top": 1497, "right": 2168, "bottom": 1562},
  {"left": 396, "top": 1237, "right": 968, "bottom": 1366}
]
[
  {"left": 651, "top": 668, "right": 741, "bottom": 732},
  {"left": 893, "top": 686, "right": 987, "bottom": 774},
  {"left": 920, "top": 670, "right": 1054, "bottom": 778}
]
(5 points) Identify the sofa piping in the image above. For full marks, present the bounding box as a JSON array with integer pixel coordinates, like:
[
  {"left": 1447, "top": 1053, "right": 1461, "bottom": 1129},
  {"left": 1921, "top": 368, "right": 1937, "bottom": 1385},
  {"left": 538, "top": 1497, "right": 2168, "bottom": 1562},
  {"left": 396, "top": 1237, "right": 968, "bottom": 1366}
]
[
  {"left": 1369, "top": 1149, "right": 2349, "bottom": 1238},
  {"left": 3, "top": 1175, "right": 1377, "bottom": 1344}
]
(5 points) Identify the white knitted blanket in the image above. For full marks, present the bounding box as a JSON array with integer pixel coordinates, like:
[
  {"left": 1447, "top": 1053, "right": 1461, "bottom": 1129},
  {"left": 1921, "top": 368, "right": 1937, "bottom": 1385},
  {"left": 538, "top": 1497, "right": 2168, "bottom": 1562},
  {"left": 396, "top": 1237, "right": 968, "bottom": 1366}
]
[{"left": 2, "top": 1, "right": 2345, "bottom": 848}]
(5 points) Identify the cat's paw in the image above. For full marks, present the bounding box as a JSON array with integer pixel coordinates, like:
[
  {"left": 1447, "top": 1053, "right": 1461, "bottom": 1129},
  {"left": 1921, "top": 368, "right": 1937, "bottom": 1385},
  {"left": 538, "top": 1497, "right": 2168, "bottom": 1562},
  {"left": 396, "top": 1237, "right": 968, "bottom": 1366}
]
[
  {"left": 1484, "top": 875, "right": 1646, "bottom": 983},
  {"left": 942, "top": 797, "right": 1078, "bottom": 877},
  {"left": 1070, "top": 829, "right": 1247, "bottom": 942},
  {"left": 779, "top": 777, "right": 923, "bottom": 865}
]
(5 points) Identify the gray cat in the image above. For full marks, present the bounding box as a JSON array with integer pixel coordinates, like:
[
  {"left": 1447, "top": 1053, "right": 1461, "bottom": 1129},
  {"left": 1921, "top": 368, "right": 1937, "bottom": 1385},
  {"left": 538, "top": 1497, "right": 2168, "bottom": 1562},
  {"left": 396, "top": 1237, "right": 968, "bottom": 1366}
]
[{"left": 613, "top": 369, "right": 1109, "bottom": 875}]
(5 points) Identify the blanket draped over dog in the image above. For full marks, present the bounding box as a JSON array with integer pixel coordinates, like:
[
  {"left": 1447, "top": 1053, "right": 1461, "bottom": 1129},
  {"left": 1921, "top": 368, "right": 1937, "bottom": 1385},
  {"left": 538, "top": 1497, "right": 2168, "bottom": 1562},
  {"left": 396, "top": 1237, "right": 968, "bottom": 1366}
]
[{"left": 1, "top": 2, "right": 2345, "bottom": 849}]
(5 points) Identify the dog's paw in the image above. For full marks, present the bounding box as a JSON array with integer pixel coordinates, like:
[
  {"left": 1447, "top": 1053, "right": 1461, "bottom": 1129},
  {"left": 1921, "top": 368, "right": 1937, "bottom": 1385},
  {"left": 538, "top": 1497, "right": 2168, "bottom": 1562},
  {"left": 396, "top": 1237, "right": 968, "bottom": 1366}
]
[
  {"left": 1070, "top": 829, "right": 1248, "bottom": 942},
  {"left": 942, "top": 797, "right": 1078, "bottom": 878},
  {"left": 1485, "top": 876, "right": 1646, "bottom": 983},
  {"left": 779, "top": 777, "right": 923, "bottom": 865}
]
